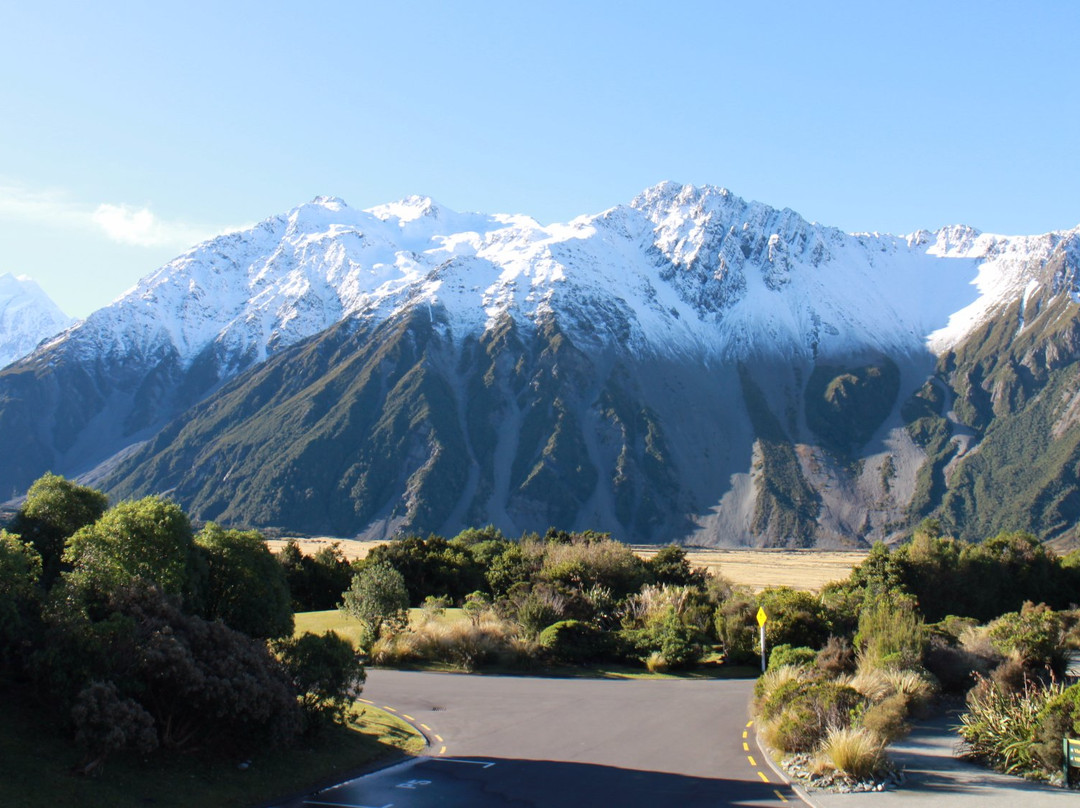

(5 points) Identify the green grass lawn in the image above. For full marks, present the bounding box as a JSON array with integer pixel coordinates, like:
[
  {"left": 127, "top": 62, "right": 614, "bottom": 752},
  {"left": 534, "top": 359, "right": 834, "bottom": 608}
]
[{"left": 0, "top": 683, "right": 423, "bottom": 808}]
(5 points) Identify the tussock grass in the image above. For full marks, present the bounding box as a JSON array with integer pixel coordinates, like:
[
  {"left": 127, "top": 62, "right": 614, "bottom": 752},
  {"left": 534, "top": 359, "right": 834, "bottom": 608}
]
[{"left": 816, "top": 726, "right": 886, "bottom": 780}]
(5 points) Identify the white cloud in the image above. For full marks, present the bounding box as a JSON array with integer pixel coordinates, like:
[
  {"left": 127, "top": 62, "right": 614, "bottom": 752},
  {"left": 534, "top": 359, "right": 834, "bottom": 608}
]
[
  {"left": 91, "top": 203, "right": 214, "bottom": 247},
  {"left": 0, "top": 182, "right": 231, "bottom": 249}
]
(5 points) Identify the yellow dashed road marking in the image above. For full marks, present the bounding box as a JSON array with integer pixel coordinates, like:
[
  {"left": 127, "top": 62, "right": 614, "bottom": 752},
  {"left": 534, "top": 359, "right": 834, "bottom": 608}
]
[
  {"left": 357, "top": 698, "right": 373, "bottom": 704},
  {"left": 439, "top": 745, "right": 447, "bottom": 755},
  {"left": 402, "top": 714, "right": 415, "bottom": 721},
  {"left": 434, "top": 734, "right": 444, "bottom": 743},
  {"left": 420, "top": 723, "right": 432, "bottom": 732},
  {"left": 757, "top": 771, "right": 770, "bottom": 783},
  {"left": 742, "top": 730, "right": 748, "bottom": 739},
  {"left": 773, "top": 789, "right": 789, "bottom": 803},
  {"left": 746, "top": 720, "right": 754, "bottom": 728},
  {"left": 747, "top": 755, "right": 757, "bottom": 767},
  {"left": 742, "top": 742, "right": 749, "bottom": 751},
  {"left": 382, "top": 705, "right": 397, "bottom": 713}
]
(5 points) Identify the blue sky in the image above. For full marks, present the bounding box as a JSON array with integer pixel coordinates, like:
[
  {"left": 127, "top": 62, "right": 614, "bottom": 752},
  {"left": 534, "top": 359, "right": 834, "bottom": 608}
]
[{"left": 2, "top": 0, "right": 1078, "bottom": 317}]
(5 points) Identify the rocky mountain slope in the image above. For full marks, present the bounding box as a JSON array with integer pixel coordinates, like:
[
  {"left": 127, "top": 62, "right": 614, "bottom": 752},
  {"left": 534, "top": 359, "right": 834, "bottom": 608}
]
[
  {"left": 0, "top": 273, "right": 72, "bottom": 369},
  {"left": 2, "top": 184, "right": 1079, "bottom": 546}
]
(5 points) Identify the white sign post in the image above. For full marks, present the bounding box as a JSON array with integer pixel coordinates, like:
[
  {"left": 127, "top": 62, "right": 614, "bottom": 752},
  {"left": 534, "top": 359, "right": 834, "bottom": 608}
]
[{"left": 756, "top": 607, "right": 768, "bottom": 673}]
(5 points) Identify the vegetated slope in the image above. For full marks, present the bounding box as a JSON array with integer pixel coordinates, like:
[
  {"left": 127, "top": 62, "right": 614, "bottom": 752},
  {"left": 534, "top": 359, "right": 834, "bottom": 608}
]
[
  {"left": 0, "top": 273, "right": 72, "bottom": 369},
  {"left": 5, "top": 183, "right": 1080, "bottom": 545}
]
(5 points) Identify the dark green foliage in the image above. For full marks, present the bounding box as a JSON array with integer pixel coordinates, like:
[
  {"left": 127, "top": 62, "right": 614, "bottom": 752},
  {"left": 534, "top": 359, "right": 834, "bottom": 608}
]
[
  {"left": 195, "top": 524, "right": 293, "bottom": 640},
  {"left": 758, "top": 587, "right": 832, "bottom": 650},
  {"left": 855, "top": 594, "right": 925, "bottom": 671},
  {"left": 537, "top": 535, "right": 649, "bottom": 600},
  {"left": 485, "top": 544, "right": 539, "bottom": 597},
  {"left": 41, "top": 583, "right": 302, "bottom": 755},
  {"left": 768, "top": 644, "right": 817, "bottom": 670},
  {"left": 836, "top": 531, "right": 1077, "bottom": 624},
  {"left": 276, "top": 631, "right": 365, "bottom": 730},
  {"left": 715, "top": 592, "right": 758, "bottom": 665},
  {"left": 538, "top": 619, "right": 608, "bottom": 663},
  {"left": 805, "top": 358, "right": 900, "bottom": 455},
  {"left": 277, "top": 540, "right": 353, "bottom": 611},
  {"left": 987, "top": 602, "right": 1064, "bottom": 670},
  {"left": 71, "top": 680, "right": 158, "bottom": 775},
  {"left": 622, "top": 608, "right": 706, "bottom": 669},
  {"left": 647, "top": 545, "right": 706, "bottom": 588},
  {"left": 340, "top": 562, "right": 409, "bottom": 651},
  {"left": 363, "top": 535, "right": 484, "bottom": 605},
  {"left": 0, "top": 531, "right": 42, "bottom": 668},
  {"left": 63, "top": 497, "right": 202, "bottom": 605},
  {"left": 9, "top": 473, "right": 107, "bottom": 586},
  {"left": 1033, "top": 684, "right": 1080, "bottom": 772},
  {"left": 761, "top": 680, "right": 866, "bottom": 753}
]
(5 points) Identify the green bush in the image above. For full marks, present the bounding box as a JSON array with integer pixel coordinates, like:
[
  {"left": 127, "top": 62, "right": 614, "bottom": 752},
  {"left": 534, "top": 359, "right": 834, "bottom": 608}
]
[
  {"left": 1033, "top": 683, "right": 1080, "bottom": 772},
  {"left": 988, "top": 602, "right": 1063, "bottom": 670},
  {"left": 861, "top": 692, "right": 912, "bottom": 742},
  {"left": 760, "top": 680, "right": 865, "bottom": 753},
  {"left": 855, "top": 594, "right": 925, "bottom": 671},
  {"left": 538, "top": 620, "right": 607, "bottom": 664},
  {"left": 958, "top": 676, "right": 1060, "bottom": 777},
  {"left": 768, "top": 644, "right": 816, "bottom": 671}
]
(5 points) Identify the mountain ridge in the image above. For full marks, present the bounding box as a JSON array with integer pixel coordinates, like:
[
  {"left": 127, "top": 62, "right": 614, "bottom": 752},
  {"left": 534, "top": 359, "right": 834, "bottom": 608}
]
[{"left": 3, "top": 183, "right": 1080, "bottom": 546}]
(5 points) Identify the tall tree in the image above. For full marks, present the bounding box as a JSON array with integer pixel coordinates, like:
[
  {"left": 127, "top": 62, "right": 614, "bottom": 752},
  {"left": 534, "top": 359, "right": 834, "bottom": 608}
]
[
  {"left": 9, "top": 473, "right": 107, "bottom": 586},
  {"left": 196, "top": 523, "right": 293, "bottom": 639},
  {"left": 339, "top": 562, "right": 408, "bottom": 651}
]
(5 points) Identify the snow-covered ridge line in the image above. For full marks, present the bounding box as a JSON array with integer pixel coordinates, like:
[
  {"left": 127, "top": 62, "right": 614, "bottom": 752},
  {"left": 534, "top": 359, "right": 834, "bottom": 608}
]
[
  {"left": 31, "top": 183, "right": 1080, "bottom": 373},
  {"left": 0, "top": 273, "right": 74, "bottom": 368}
]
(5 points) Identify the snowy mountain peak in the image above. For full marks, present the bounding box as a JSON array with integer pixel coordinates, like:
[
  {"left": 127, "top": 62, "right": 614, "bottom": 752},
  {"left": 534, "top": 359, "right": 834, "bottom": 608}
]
[{"left": 0, "top": 273, "right": 73, "bottom": 368}]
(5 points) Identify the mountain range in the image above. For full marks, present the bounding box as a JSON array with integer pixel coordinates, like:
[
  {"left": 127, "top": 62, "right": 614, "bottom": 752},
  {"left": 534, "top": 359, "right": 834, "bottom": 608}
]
[
  {"left": 0, "top": 273, "right": 72, "bottom": 369},
  {"left": 2, "top": 182, "right": 1079, "bottom": 547}
]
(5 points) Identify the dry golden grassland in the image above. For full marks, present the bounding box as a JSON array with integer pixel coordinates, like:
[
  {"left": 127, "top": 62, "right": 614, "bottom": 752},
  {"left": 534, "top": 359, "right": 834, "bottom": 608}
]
[
  {"left": 268, "top": 537, "right": 865, "bottom": 592},
  {"left": 633, "top": 546, "right": 866, "bottom": 591}
]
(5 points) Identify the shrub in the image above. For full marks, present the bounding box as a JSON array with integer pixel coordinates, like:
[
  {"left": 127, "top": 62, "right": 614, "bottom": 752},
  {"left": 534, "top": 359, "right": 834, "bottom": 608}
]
[
  {"left": 958, "top": 676, "right": 1061, "bottom": 777},
  {"left": 768, "top": 644, "right": 816, "bottom": 671},
  {"left": 276, "top": 631, "right": 365, "bottom": 730},
  {"left": 759, "top": 681, "right": 865, "bottom": 753},
  {"left": 988, "top": 602, "right": 1064, "bottom": 670},
  {"left": 71, "top": 680, "right": 158, "bottom": 775},
  {"left": 855, "top": 595, "right": 925, "bottom": 671},
  {"left": 817, "top": 726, "right": 886, "bottom": 780},
  {"left": 715, "top": 594, "right": 758, "bottom": 665},
  {"left": 755, "top": 665, "right": 807, "bottom": 711},
  {"left": 1033, "top": 683, "right": 1080, "bottom": 772},
  {"left": 816, "top": 635, "right": 856, "bottom": 678},
  {"left": 923, "top": 635, "right": 991, "bottom": 693},
  {"left": 861, "top": 692, "right": 912, "bottom": 742},
  {"left": 538, "top": 620, "right": 607, "bottom": 664}
]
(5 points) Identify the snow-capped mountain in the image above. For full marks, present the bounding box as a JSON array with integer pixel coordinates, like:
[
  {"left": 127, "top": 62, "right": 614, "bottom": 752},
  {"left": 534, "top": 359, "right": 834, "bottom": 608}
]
[
  {"left": 53, "top": 183, "right": 1080, "bottom": 374},
  {"left": 0, "top": 273, "right": 73, "bottom": 368},
  {"left": 3, "top": 183, "right": 1080, "bottom": 546}
]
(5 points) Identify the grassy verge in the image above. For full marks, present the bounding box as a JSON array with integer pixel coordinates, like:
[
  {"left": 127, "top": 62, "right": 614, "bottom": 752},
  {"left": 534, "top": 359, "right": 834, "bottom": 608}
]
[{"left": 0, "top": 683, "right": 422, "bottom": 808}]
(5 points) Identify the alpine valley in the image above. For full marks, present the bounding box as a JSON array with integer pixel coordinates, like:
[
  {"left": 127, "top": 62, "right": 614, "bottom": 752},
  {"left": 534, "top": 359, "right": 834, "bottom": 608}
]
[{"left": 3, "top": 183, "right": 1080, "bottom": 547}]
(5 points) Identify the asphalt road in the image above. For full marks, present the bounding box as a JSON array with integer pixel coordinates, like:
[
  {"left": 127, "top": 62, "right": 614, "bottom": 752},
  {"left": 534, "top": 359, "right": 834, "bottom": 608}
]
[{"left": 273, "top": 670, "right": 797, "bottom": 808}]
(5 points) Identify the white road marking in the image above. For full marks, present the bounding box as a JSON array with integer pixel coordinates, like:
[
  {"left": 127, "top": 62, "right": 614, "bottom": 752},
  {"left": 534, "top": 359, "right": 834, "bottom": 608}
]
[{"left": 429, "top": 758, "right": 496, "bottom": 768}]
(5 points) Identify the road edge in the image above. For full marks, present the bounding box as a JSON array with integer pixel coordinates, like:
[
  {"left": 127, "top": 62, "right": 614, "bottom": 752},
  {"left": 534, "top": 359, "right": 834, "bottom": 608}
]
[{"left": 753, "top": 721, "right": 820, "bottom": 808}]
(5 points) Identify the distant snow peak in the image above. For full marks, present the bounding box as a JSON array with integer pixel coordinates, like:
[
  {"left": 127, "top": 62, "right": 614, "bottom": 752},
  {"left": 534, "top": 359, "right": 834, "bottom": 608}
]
[{"left": 0, "top": 272, "right": 73, "bottom": 368}]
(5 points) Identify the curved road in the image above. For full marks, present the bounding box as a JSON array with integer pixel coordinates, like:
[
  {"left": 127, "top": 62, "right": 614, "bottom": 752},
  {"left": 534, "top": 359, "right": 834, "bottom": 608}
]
[{"left": 273, "top": 670, "right": 798, "bottom": 808}]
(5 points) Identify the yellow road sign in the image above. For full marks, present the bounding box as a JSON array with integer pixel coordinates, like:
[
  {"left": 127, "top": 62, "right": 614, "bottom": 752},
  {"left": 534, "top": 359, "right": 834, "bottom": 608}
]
[{"left": 756, "top": 607, "right": 768, "bottom": 627}]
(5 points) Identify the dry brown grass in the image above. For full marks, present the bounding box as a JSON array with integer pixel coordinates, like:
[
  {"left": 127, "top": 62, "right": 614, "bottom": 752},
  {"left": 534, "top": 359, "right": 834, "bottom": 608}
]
[
  {"left": 634, "top": 546, "right": 866, "bottom": 592},
  {"left": 267, "top": 538, "right": 865, "bottom": 593}
]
